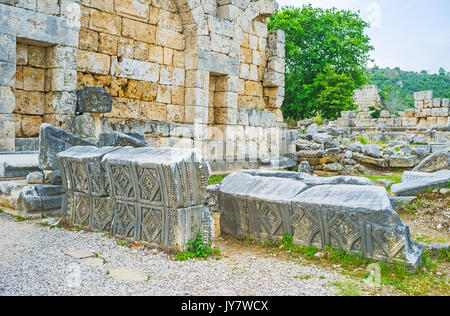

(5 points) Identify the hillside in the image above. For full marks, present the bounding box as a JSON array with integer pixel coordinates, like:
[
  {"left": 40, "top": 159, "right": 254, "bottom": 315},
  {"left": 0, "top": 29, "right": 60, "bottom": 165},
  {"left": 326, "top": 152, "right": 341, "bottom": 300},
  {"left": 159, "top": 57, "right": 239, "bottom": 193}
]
[{"left": 367, "top": 67, "right": 450, "bottom": 111}]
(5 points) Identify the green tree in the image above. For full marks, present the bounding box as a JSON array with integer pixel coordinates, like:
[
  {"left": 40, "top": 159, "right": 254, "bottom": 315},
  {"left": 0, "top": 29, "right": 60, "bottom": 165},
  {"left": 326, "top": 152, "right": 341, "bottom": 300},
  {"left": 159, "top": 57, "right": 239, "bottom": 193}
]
[
  {"left": 310, "top": 66, "right": 358, "bottom": 120},
  {"left": 268, "top": 5, "right": 373, "bottom": 120}
]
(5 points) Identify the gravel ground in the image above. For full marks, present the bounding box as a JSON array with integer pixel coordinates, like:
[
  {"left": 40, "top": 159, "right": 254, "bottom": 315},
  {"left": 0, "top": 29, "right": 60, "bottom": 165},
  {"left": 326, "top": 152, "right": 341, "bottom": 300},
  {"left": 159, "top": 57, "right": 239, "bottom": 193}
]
[{"left": 0, "top": 213, "right": 345, "bottom": 296}]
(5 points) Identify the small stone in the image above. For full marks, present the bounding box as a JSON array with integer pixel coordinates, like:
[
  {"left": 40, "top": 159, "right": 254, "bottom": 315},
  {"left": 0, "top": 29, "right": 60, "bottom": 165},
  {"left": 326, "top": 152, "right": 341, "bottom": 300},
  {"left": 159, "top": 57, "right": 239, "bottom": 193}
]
[
  {"left": 439, "top": 188, "right": 450, "bottom": 195},
  {"left": 298, "top": 161, "right": 314, "bottom": 174},
  {"left": 67, "top": 249, "right": 95, "bottom": 259},
  {"left": 376, "top": 179, "right": 395, "bottom": 188},
  {"left": 82, "top": 258, "right": 104, "bottom": 268},
  {"left": 108, "top": 267, "right": 148, "bottom": 282},
  {"left": 41, "top": 218, "right": 56, "bottom": 226},
  {"left": 26, "top": 171, "right": 44, "bottom": 184}
]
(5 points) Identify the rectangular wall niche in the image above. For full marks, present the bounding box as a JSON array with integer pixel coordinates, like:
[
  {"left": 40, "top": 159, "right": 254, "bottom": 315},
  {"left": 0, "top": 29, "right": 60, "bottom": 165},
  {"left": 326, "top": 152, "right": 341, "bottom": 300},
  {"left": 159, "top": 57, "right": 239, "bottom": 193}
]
[{"left": 15, "top": 42, "right": 47, "bottom": 141}]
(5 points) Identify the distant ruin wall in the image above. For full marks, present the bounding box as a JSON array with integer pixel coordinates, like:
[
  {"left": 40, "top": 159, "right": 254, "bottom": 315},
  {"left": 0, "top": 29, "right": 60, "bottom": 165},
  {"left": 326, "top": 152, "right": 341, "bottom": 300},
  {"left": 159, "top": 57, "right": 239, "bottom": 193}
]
[
  {"left": 353, "top": 85, "right": 382, "bottom": 118},
  {"left": 337, "top": 90, "right": 449, "bottom": 129}
]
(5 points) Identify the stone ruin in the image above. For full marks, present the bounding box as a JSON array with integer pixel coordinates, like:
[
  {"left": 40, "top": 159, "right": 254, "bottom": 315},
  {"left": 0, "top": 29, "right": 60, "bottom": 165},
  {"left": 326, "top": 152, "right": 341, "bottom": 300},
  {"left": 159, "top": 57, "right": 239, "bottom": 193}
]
[
  {"left": 210, "top": 170, "right": 422, "bottom": 269},
  {"left": 0, "top": 0, "right": 290, "bottom": 173},
  {"left": 57, "top": 146, "right": 214, "bottom": 251},
  {"left": 353, "top": 85, "right": 382, "bottom": 119},
  {"left": 0, "top": 0, "right": 444, "bottom": 268},
  {"left": 289, "top": 90, "right": 449, "bottom": 176}
]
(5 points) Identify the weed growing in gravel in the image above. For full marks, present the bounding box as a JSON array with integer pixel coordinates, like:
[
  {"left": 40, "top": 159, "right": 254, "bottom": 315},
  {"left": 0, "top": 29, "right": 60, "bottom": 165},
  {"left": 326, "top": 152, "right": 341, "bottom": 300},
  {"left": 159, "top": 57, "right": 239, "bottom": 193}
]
[
  {"left": 437, "top": 249, "right": 449, "bottom": 263},
  {"left": 330, "top": 280, "right": 360, "bottom": 296},
  {"left": 117, "top": 240, "right": 129, "bottom": 248},
  {"left": 0, "top": 208, "right": 3, "bottom": 213},
  {"left": 294, "top": 274, "right": 311, "bottom": 280},
  {"left": 175, "top": 229, "right": 221, "bottom": 261},
  {"left": 253, "top": 235, "right": 449, "bottom": 296},
  {"left": 38, "top": 222, "right": 60, "bottom": 229},
  {"left": 14, "top": 215, "right": 26, "bottom": 222}
]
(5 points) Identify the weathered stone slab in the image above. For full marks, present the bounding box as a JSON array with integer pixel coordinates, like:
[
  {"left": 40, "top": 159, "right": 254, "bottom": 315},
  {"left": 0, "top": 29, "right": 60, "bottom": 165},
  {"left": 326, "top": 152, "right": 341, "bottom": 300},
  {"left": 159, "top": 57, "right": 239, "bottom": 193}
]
[
  {"left": 66, "top": 249, "right": 94, "bottom": 259},
  {"left": 108, "top": 267, "right": 148, "bottom": 282},
  {"left": 13, "top": 183, "right": 64, "bottom": 214},
  {"left": 39, "top": 124, "right": 97, "bottom": 170},
  {"left": 391, "top": 171, "right": 450, "bottom": 196},
  {"left": 219, "top": 171, "right": 308, "bottom": 239},
  {"left": 401, "top": 170, "right": 450, "bottom": 183},
  {"left": 218, "top": 171, "right": 422, "bottom": 268},
  {"left": 98, "top": 132, "right": 149, "bottom": 148},
  {"left": 389, "top": 155, "right": 416, "bottom": 168},
  {"left": 76, "top": 87, "right": 113, "bottom": 113},
  {"left": 0, "top": 151, "right": 39, "bottom": 178},
  {"left": 412, "top": 148, "right": 449, "bottom": 172},
  {"left": 260, "top": 156, "right": 296, "bottom": 169},
  {"left": 57, "top": 146, "right": 213, "bottom": 251},
  {"left": 291, "top": 185, "right": 421, "bottom": 268}
]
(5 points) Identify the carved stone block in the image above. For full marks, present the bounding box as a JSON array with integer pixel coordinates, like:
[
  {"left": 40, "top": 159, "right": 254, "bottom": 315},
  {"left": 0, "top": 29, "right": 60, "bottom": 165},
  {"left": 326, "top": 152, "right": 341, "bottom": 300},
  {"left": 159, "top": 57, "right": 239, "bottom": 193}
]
[
  {"left": 218, "top": 170, "right": 422, "bottom": 269},
  {"left": 57, "top": 146, "right": 214, "bottom": 251}
]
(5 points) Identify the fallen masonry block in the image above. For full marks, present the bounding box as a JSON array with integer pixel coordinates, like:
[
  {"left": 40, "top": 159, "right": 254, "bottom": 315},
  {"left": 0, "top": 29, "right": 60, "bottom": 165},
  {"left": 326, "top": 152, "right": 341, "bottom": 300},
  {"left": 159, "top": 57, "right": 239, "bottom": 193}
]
[
  {"left": 389, "top": 155, "right": 416, "bottom": 168},
  {"left": 260, "top": 156, "right": 296, "bottom": 169},
  {"left": 39, "top": 124, "right": 97, "bottom": 170},
  {"left": 0, "top": 151, "right": 40, "bottom": 178},
  {"left": 0, "top": 179, "right": 64, "bottom": 217},
  {"left": 412, "top": 148, "right": 449, "bottom": 172},
  {"left": 98, "top": 132, "right": 149, "bottom": 148},
  {"left": 401, "top": 170, "right": 450, "bottom": 183},
  {"left": 391, "top": 171, "right": 450, "bottom": 196},
  {"left": 57, "top": 146, "right": 213, "bottom": 251},
  {"left": 218, "top": 171, "right": 422, "bottom": 269}
]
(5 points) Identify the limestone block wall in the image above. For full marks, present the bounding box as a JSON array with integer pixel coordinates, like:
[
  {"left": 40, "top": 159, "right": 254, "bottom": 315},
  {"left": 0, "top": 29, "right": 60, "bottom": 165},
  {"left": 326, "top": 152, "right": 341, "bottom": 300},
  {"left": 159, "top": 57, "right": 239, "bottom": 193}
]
[
  {"left": 413, "top": 90, "right": 449, "bottom": 127},
  {"left": 336, "top": 90, "right": 449, "bottom": 132},
  {"left": 0, "top": 0, "right": 80, "bottom": 152},
  {"left": 353, "top": 85, "right": 382, "bottom": 118},
  {"left": 0, "top": 0, "right": 288, "bottom": 172}
]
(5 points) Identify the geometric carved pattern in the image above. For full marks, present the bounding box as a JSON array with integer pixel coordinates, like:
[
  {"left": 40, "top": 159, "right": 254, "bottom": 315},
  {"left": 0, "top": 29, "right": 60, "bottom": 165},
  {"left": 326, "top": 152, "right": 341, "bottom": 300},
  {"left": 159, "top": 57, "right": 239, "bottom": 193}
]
[
  {"left": 87, "top": 163, "right": 106, "bottom": 196},
  {"left": 141, "top": 206, "right": 163, "bottom": 244},
  {"left": 327, "top": 212, "right": 361, "bottom": 253},
  {"left": 73, "top": 193, "right": 90, "bottom": 226},
  {"left": 136, "top": 166, "right": 162, "bottom": 204},
  {"left": 112, "top": 201, "right": 137, "bottom": 238},
  {"left": 91, "top": 197, "right": 113, "bottom": 231},
  {"left": 291, "top": 206, "right": 321, "bottom": 247},
  {"left": 372, "top": 228, "right": 405, "bottom": 260},
  {"left": 58, "top": 146, "right": 214, "bottom": 251},
  {"left": 71, "top": 161, "right": 88, "bottom": 192},
  {"left": 254, "top": 201, "right": 283, "bottom": 238},
  {"left": 110, "top": 164, "right": 135, "bottom": 199}
]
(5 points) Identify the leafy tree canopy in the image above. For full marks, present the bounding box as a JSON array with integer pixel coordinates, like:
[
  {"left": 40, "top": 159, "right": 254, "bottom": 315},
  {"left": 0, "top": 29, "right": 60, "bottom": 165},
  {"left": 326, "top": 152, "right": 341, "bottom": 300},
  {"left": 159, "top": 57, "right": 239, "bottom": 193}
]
[{"left": 268, "top": 5, "right": 373, "bottom": 120}]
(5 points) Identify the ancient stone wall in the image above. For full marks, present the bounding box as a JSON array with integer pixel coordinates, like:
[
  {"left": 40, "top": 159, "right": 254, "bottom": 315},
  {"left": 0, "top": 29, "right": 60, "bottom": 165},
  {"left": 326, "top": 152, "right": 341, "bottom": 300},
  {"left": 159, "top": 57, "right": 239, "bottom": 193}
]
[
  {"left": 0, "top": 0, "right": 80, "bottom": 152},
  {"left": 353, "top": 85, "right": 382, "bottom": 118},
  {"left": 0, "top": 0, "right": 288, "bottom": 172},
  {"left": 336, "top": 90, "right": 449, "bottom": 130}
]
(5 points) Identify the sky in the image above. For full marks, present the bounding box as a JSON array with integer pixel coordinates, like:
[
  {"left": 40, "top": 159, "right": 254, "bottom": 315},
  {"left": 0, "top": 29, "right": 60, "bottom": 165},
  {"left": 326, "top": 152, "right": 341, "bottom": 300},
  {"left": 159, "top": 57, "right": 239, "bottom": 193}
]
[{"left": 276, "top": 0, "right": 450, "bottom": 74}]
